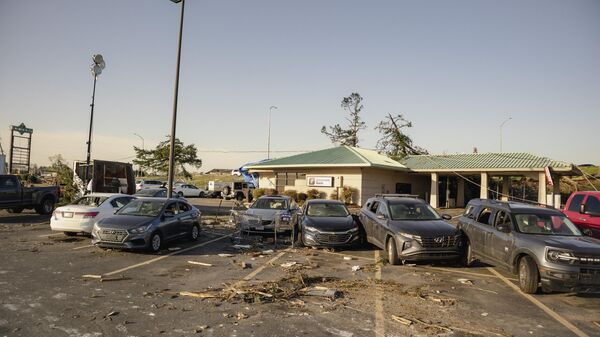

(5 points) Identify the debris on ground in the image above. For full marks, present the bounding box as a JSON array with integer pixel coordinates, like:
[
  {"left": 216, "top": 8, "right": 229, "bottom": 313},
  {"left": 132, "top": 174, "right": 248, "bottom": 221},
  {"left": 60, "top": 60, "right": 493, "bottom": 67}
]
[
  {"left": 188, "top": 261, "right": 213, "bottom": 267},
  {"left": 481, "top": 312, "right": 489, "bottom": 317},
  {"left": 168, "top": 247, "right": 181, "bottom": 251},
  {"left": 343, "top": 256, "right": 354, "bottom": 261},
  {"left": 391, "top": 314, "right": 412, "bottom": 326},
  {"left": 280, "top": 262, "right": 297, "bottom": 268},
  {"left": 351, "top": 265, "right": 361, "bottom": 272},
  {"left": 81, "top": 274, "right": 129, "bottom": 282},
  {"left": 261, "top": 249, "right": 274, "bottom": 254},
  {"left": 232, "top": 244, "right": 252, "bottom": 250},
  {"left": 218, "top": 253, "right": 234, "bottom": 257},
  {"left": 457, "top": 278, "right": 474, "bottom": 286},
  {"left": 236, "top": 312, "right": 249, "bottom": 320},
  {"left": 103, "top": 311, "right": 119, "bottom": 320},
  {"left": 301, "top": 286, "right": 341, "bottom": 299},
  {"left": 240, "top": 262, "right": 251, "bottom": 269}
]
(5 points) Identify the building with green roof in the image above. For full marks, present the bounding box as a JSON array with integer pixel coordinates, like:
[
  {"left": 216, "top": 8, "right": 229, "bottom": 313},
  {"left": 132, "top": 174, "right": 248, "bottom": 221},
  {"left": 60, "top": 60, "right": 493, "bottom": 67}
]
[{"left": 247, "top": 146, "right": 580, "bottom": 207}]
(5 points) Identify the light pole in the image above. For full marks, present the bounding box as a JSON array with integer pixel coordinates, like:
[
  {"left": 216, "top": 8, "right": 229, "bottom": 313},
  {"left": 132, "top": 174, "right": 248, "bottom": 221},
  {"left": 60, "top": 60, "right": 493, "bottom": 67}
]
[
  {"left": 167, "top": 0, "right": 185, "bottom": 198},
  {"left": 85, "top": 54, "right": 106, "bottom": 191},
  {"left": 267, "top": 105, "right": 277, "bottom": 159},
  {"left": 499, "top": 116, "right": 512, "bottom": 153},
  {"left": 133, "top": 133, "right": 144, "bottom": 177}
]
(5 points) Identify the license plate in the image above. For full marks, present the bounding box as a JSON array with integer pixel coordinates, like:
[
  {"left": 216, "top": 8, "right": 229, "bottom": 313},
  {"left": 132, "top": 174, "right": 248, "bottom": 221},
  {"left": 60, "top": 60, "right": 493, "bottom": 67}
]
[
  {"left": 62, "top": 212, "right": 73, "bottom": 218},
  {"left": 103, "top": 234, "right": 120, "bottom": 242},
  {"left": 254, "top": 225, "right": 264, "bottom": 230}
]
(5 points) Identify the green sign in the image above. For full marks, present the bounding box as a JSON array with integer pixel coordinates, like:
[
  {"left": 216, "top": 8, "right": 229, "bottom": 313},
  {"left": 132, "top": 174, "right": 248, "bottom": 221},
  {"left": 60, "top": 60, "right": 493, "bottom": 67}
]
[{"left": 11, "top": 123, "right": 33, "bottom": 135}]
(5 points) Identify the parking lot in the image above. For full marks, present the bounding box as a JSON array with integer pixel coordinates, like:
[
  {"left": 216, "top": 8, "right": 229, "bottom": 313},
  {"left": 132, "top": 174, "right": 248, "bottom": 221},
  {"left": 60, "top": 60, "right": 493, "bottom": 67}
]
[{"left": 1, "top": 201, "right": 599, "bottom": 337}]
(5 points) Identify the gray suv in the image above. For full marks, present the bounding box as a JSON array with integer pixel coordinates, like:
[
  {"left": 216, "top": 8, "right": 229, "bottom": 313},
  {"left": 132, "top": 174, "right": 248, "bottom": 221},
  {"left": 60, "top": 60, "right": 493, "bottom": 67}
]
[{"left": 458, "top": 199, "right": 600, "bottom": 293}]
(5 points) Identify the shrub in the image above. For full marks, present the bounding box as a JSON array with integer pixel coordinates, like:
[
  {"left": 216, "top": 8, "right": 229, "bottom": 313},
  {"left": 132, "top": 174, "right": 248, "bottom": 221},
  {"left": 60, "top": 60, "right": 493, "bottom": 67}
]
[
  {"left": 282, "top": 189, "right": 297, "bottom": 201},
  {"left": 306, "top": 189, "right": 322, "bottom": 200},
  {"left": 329, "top": 189, "right": 339, "bottom": 200},
  {"left": 253, "top": 188, "right": 266, "bottom": 199},
  {"left": 297, "top": 192, "right": 308, "bottom": 202},
  {"left": 266, "top": 188, "right": 278, "bottom": 196},
  {"left": 341, "top": 186, "right": 356, "bottom": 205}
]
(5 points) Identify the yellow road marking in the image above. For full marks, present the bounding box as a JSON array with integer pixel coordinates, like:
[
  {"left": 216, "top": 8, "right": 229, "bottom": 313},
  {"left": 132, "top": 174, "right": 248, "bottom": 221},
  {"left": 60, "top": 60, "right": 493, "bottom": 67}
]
[
  {"left": 235, "top": 249, "right": 289, "bottom": 286},
  {"left": 374, "top": 250, "right": 385, "bottom": 337},
  {"left": 421, "top": 266, "right": 518, "bottom": 281},
  {"left": 487, "top": 267, "right": 590, "bottom": 337},
  {"left": 103, "top": 233, "right": 233, "bottom": 277},
  {"left": 72, "top": 244, "right": 95, "bottom": 250}
]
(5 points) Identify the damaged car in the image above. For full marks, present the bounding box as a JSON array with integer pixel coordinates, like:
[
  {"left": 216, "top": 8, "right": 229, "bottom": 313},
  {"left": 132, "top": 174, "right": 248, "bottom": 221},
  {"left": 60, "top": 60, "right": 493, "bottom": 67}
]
[{"left": 295, "top": 199, "right": 361, "bottom": 247}]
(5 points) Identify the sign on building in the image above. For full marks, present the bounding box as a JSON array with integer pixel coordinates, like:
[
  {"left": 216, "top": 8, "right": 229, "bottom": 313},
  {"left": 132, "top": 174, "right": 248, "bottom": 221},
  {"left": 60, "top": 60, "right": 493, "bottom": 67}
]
[
  {"left": 9, "top": 123, "right": 33, "bottom": 174},
  {"left": 307, "top": 176, "right": 334, "bottom": 187}
]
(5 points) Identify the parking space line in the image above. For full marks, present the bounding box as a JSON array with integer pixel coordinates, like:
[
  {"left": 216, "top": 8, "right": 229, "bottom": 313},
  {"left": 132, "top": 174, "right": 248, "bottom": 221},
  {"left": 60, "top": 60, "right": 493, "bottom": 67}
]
[
  {"left": 420, "top": 266, "right": 503, "bottom": 279},
  {"left": 102, "top": 233, "right": 233, "bottom": 277},
  {"left": 487, "top": 267, "right": 590, "bottom": 337},
  {"left": 315, "top": 249, "right": 375, "bottom": 262},
  {"left": 72, "top": 244, "right": 95, "bottom": 250},
  {"left": 235, "top": 249, "right": 289, "bottom": 286},
  {"left": 374, "top": 250, "right": 385, "bottom": 337}
]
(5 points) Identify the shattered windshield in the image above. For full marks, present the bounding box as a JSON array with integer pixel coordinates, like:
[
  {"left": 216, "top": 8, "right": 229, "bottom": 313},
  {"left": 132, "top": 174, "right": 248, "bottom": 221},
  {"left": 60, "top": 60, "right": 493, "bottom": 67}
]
[
  {"left": 514, "top": 213, "right": 582, "bottom": 236},
  {"left": 306, "top": 203, "right": 349, "bottom": 217},
  {"left": 389, "top": 203, "right": 441, "bottom": 221},
  {"left": 72, "top": 196, "right": 108, "bottom": 207}
]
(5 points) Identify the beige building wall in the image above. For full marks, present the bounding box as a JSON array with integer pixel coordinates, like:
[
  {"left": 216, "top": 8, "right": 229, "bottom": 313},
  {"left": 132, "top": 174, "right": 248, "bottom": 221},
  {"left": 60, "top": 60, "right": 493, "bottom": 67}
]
[{"left": 361, "top": 168, "right": 429, "bottom": 204}]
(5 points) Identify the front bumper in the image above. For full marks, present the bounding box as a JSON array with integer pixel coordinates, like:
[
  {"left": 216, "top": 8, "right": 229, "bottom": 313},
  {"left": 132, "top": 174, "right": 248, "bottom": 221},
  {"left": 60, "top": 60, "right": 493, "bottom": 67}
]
[
  {"left": 91, "top": 227, "right": 149, "bottom": 250},
  {"left": 302, "top": 229, "right": 359, "bottom": 247},
  {"left": 396, "top": 235, "right": 461, "bottom": 261},
  {"left": 540, "top": 266, "right": 600, "bottom": 293}
]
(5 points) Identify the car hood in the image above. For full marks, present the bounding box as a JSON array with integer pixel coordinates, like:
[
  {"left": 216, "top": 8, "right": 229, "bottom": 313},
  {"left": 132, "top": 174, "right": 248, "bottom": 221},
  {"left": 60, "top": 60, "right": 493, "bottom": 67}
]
[
  {"left": 389, "top": 219, "right": 458, "bottom": 237},
  {"left": 96, "top": 215, "right": 155, "bottom": 229},
  {"left": 304, "top": 216, "right": 356, "bottom": 232},
  {"left": 538, "top": 236, "right": 600, "bottom": 254},
  {"left": 245, "top": 208, "right": 284, "bottom": 221}
]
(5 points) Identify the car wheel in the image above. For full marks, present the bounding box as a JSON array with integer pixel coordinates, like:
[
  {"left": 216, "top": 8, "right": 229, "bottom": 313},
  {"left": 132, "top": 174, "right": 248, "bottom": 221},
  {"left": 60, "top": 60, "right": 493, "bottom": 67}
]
[
  {"left": 386, "top": 237, "right": 400, "bottom": 265},
  {"left": 518, "top": 256, "right": 540, "bottom": 294},
  {"left": 177, "top": 192, "right": 184, "bottom": 198},
  {"left": 7, "top": 208, "right": 24, "bottom": 214},
  {"left": 36, "top": 197, "right": 55, "bottom": 215},
  {"left": 189, "top": 224, "right": 200, "bottom": 241},
  {"left": 199, "top": 192, "right": 205, "bottom": 198},
  {"left": 459, "top": 240, "right": 474, "bottom": 267},
  {"left": 292, "top": 225, "right": 304, "bottom": 247},
  {"left": 64, "top": 231, "right": 77, "bottom": 237},
  {"left": 148, "top": 232, "right": 162, "bottom": 253}
]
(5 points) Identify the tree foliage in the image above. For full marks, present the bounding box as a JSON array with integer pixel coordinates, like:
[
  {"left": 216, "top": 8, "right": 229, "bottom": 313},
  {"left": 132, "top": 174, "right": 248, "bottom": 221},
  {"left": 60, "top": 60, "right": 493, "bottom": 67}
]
[
  {"left": 133, "top": 137, "right": 202, "bottom": 179},
  {"left": 48, "top": 154, "right": 76, "bottom": 203},
  {"left": 321, "top": 92, "right": 366, "bottom": 147},
  {"left": 375, "top": 113, "right": 428, "bottom": 158}
]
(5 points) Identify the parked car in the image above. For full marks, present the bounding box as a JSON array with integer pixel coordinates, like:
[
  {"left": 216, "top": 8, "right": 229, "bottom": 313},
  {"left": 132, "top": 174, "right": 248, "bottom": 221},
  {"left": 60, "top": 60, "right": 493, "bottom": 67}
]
[
  {"left": 0, "top": 174, "right": 59, "bottom": 215},
  {"left": 92, "top": 198, "right": 201, "bottom": 252},
  {"left": 458, "top": 198, "right": 600, "bottom": 294},
  {"left": 134, "top": 188, "right": 167, "bottom": 198},
  {"left": 50, "top": 193, "right": 136, "bottom": 235},
  {"left": 241, "top": 195, "right": 299, "bottom": 234},
  {"left": 173, "top": 184, "right": 208, "bottom": 198},
  {"left": 135, "top": 179, "right": 164, "bottom": 191},
  {"left": 296, "top": 199, "right": 360, "bottom": 247},
  {"left": 562, "top": 191, "right": 600, "bottom": 238},
  {"left": 359, "top": 194, "right": 460, "bottom": 265},
  {"left": 221, "top": 182, "right": 255, "bottom": 201}
]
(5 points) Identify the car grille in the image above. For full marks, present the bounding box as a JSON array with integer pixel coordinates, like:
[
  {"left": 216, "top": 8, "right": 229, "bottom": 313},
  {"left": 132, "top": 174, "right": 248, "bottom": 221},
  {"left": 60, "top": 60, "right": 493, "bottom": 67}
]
[
  {"left": 315, "top": 233, "right": 352, "bottom": 244},
  {"left": 98, "top": 229, "right": 128, "bottom": 242},
  {"left": 261, "top": 220, "right": 273, "bottom": 226},
  {"left": 579, "top": 268, "right": 600, "bottom": 283},
  {"left": 420, "top": 235, "right": 460, "bottom": 248},
  {"left": 574, "top": 255, "right": 600, "bottom": 266}
]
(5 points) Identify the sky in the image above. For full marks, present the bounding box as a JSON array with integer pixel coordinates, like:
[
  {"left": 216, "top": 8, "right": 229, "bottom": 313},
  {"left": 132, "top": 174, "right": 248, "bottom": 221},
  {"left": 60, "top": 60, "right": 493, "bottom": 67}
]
[{"left": 1, "top": 0, "right": 599, "bottom": 171}]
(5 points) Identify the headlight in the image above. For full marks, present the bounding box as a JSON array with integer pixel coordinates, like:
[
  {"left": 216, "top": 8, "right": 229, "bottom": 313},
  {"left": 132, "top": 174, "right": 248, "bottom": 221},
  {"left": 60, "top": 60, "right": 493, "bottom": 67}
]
[
  {"left": 348, "top": 227, "right": 359, "bottom": 233},
  {"left": 129, "top": 224, "right": 150, "bottom": 234},
  {"left": 546, "top": 249, "right": 577, "bottom": 263},
  {"left": 303, "top": 225, "right": 318, "bottom": 233},
  {"left": 399, "top": 232, "right": 421, "bottom": 242}
]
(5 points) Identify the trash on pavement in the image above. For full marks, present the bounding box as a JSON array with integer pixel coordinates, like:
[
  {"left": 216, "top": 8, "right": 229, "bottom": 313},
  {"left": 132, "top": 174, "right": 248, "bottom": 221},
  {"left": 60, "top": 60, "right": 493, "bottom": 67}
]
[
  {"left": 351, "top": 265, "right": 361, "bottom": 272},
  {"left": 391, "top": 315, "right": 412, "bottom": 326},
  {"left": 187, "top": 261, "right": 213, "bottom": 267}
]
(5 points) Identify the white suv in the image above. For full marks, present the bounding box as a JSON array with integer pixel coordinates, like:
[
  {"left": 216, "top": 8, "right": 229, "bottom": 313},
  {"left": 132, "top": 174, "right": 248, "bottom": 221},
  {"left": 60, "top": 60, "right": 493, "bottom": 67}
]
[{"left": 136, "top": 179, "right": 164, "bottom": 190}]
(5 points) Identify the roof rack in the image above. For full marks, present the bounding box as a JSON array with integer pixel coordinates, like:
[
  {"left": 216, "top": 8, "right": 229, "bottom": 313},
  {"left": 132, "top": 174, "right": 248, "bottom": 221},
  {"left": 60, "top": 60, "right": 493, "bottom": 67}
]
[
  {"left": 375, "top": 194, "right": 420, "bottom": 199},
  {"left": 477, "top": 198, "right": 557, "bottom": 210}
]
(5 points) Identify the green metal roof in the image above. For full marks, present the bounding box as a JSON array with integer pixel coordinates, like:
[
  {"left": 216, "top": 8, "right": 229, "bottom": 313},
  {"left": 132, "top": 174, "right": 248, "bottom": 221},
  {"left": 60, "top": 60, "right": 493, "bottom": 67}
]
[
  {"left": 246, "top": 146, "right": 408, "bottom": 171},
  {"left": 401, "top": 153, "right": 575, "bottom": 172}
]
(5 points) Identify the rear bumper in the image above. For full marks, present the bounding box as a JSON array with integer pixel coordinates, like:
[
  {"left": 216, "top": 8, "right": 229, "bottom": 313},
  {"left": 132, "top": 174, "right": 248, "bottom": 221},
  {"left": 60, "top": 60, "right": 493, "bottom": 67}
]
[
  {"left": 540, "top": 267, "right": 600, "bottom": 293},
  {"left": 50, "top": 219, "right": 95, "bottom": 234}
]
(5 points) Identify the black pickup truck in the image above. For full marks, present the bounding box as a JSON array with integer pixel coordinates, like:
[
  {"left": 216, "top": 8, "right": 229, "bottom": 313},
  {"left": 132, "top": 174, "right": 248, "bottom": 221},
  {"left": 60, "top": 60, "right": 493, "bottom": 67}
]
[{"left": 0, "top": 175, "right": 59, "bottom": 215}]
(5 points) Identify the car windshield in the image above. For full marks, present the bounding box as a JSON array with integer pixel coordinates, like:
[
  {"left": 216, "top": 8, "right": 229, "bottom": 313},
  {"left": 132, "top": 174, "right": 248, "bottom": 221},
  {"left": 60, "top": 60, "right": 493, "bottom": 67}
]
[
  {"left": 307, "top": 203, "right": 349, "bottom": 217},
  {"left": 72, "top": 196, "right": 108, "bottom": 207},
  {"left": 514, "top": 213, "right": 582, "bottom": 236},
  {"left": 116, "top": 200, "right": 165, "bottom": 217},
  {"left": 252, "top": 198, "right": 287, "bottom": 210},
  {"left": 135, "top": 189, "right": 164, "bottom": 197},
  {"left": 389, "top": 203, "right": 441, "bottom": 220}
]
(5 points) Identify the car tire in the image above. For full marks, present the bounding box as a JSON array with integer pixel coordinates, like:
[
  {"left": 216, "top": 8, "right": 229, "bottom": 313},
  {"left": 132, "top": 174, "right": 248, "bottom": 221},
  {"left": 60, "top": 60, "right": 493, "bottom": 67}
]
[
  {"left": 148, "top": 232, "right": 162, "bottom": 253},
  {"left": 7, "top": 208, "right": 24, "bottom": 213},
  {"left": 459, "top": 240, "right": 474, "bottom": 267},
  {"left": 177, "top": 192, "right": 184, "bottom": 198},
  {"left": 36, "top": 197, "right": 55, "bottom": 215},
  {"left": 292, "top": 225, "right": 304, "bottom": 247},
  {"left": 222, "top": 186, "right": 231, "bottom": 199},
  {"left": 386, "top": 237, "right": 400, "bottom": 265},
  {"left": 64, "top": 231, "right": 77, "bottom": 237},
  {"left": 189, "top": 224, "right": 200, "bottom": 241},
  {"left": 199, "top": 191, "right": 205, "bottom": 198},
  {"left": 518, "top": 255, "right": 539, "bottom": 294}
]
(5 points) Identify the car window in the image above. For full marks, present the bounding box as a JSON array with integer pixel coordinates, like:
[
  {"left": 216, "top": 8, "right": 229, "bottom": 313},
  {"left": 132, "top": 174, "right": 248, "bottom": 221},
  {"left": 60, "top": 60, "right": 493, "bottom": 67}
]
[
  {"left": 585, "top": 195, "right": 600, "bottom": 213},
  {"left": 252, "top": 198, "right": 287, "bottom": 210},
  {"left": 0, "top": 176, "right": 18, "bottom": 189},
  {"left": 110, "top": 197, "right": 132, "bottom": 208},
  {"left": 73, "top": 196, "right": 108, "bottom": 207},
  {"left": 376, "top": 203, "right": 389, "bottom": 216},
  {"left": 117, "top": 199, "right": 165, "bottom": 217},
  {"left": 494, "top": 211, "right": 512, "bottom": 230},
  {"left": 156, "top": 190, "right": 167, "bottom": 197},
  {"left": 389, "top": 203, "right": 441, "bottom": 221},
  {"left": 164, "top": 202, "right": 178, "bottom": 215},
  {"left": 178, "top": 202, "right": 191, "bottom": 213},
  {"left": 567, "top": 194, "right": 585, "bottom": 212},
  {"left": 369, "top": 201, "right": 380, "bottom": 214},
  {"left": 463, "top": 205, "right": 476, "bottom": 217},
  {"left": 514, "top": 213, "right": 581, "bottom": 236},
  {"left": 476, "top": 207, "right": 493, "bottom": 225},
  {"left": 306, "top": 203, "right": 349, "bottom": 217}
]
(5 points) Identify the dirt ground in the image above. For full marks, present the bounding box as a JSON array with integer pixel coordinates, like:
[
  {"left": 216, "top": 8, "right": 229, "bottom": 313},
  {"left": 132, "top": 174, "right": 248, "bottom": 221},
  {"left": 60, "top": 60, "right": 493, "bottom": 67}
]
[{"left": 0, "top": 205, "right": 599, "bottom": 337}]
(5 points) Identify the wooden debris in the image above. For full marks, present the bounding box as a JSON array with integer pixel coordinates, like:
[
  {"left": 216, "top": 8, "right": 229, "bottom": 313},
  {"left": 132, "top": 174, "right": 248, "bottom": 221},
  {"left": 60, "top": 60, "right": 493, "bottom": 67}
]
[
  {"left": 218, "top": 253, "right": 234, "bottom": 257},
  {"left": 391, "top": 315, "right": 412, "bottom": 326},
  {"left": 187, "top": 261, "right": 213, "bottom": 267},
  {"left": 179, "top": 291, "right": 219, "bottom": 299},
  {"left": 300, "top": 286, "right": 341, "bottom": 299},
  {"left": 100, "top": 275, "right": 129, "bottom": 282},
  {"left": 82, "top": 274, "right": 102, "bottom": 279}
]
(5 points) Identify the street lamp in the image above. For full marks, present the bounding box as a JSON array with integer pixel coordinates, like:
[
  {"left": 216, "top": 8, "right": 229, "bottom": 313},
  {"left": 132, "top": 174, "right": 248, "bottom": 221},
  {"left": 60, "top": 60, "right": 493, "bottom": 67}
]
[
  {"left": 133, "top": 133, "right": 144, "bottom": 177},
  {"left": 167, "top": 0, "right": 185, "bottom": 198},
  {"left": 499, "top": 116, "right": 512, "bottom": 153},
  {"left": 85, "top": 54, "right": 106, "bottom": 191},
  {"left": 267, "top": 105, "right": 277, "bottom": 159}
]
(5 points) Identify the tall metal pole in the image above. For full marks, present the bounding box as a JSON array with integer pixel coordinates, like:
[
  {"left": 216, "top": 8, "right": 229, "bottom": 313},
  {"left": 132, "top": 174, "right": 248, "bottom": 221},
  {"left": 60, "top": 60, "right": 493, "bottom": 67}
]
[
  {"left": 133, "top": 133, "right": 145, "bottom": 177},
  {"left": 167, "top": 0, "right": 185, "bottom": 198},
  {"left": 267, "top": 105, "right": 277, "bottom": 159},
  {"left": 85, "top": 75, "right": 98, "bottom": 188},
  {"left": 499, "top": 117, "right": 512, "bottom": 153}
]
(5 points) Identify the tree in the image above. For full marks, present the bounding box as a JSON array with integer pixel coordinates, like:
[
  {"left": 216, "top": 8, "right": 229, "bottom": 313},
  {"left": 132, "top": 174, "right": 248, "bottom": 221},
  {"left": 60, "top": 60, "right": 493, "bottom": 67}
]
[
  {"left": 375, "top": 113, "right": 428, "bottom": 158},
  {"left": 133, "top": 137, "right": 202, "bottom": 179},
  {"left": 48, "top": 154, "right": 76, "bottom": 203},
  {"left": 321, "top": 92, "right": 366, "bottom": 147}
]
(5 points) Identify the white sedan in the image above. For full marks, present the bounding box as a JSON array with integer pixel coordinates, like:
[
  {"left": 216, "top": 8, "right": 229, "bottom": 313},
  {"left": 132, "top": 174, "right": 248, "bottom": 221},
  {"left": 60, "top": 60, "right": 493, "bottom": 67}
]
[
  {"left": 50, "top": 193, "right": 136, "bottom": 235},
  {"left": 173, "top": 184, "right": 207, "bottom": 198}
]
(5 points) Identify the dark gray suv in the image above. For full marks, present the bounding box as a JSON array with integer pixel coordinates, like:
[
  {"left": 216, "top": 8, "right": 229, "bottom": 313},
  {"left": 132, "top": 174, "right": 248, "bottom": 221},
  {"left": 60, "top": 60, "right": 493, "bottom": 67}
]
[
  {"left": 359, "top": 194, "right": 461, "bottom": 265},
  {"left": 458, "top": 199, "right": 600, "bottom": 294}
]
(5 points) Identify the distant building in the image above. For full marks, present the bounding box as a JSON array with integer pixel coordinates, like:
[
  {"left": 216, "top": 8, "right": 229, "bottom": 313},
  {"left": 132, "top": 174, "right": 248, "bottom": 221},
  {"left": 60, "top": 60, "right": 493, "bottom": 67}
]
[{"left": 205, "top": 168, "right": 233, "bottom": 175}]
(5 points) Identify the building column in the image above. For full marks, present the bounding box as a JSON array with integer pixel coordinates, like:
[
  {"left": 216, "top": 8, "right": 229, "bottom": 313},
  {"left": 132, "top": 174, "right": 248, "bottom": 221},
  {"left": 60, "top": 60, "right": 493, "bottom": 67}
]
[
  {"left": 430, "top": 173, "right": 439, "bottom": 208},
  {"left": 457, "top": 177, "right": 465, "bottom": 207},
  {"left": 538, "top": 172, "right": 547, "bottom": 205},
  {"left": 501, "top": 176, "right": 510, "bottom": 201},
  {"left": 552, "top": 175, "right": 561, "bottom": 207},
  {"left": 480, "top": 172, "right": 488, "bottom": 199}
]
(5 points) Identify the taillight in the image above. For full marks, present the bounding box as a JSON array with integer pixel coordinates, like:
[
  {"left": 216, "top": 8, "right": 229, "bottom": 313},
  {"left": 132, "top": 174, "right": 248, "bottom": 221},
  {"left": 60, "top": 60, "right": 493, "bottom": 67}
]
[{"left": 77, "top": 212, "right": 99, "bottom": 218}]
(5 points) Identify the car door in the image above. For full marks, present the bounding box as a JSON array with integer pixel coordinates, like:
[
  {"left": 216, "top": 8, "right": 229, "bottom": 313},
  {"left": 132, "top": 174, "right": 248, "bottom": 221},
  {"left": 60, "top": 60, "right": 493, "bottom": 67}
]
[
  {"left": 470, "top": 207, "right": 495, "bottom": 259},
  {"left": 375, "top": 202, "right": 392, "bottom": 245},
  {"left": 581, "top": 194, "right": 600, "bottom": 233},
  {"left": 563, "top": 193, "right": 586, "bottom": 228},
  {"left": 0, "top": 176, "right": 21, "bottom": 208},
  {"left": 160, "top": 201, "right": 181, "bottom": 240},
  {"left": 488, "top": 210, "right": 515, "bottom": 267},
  {"left": 177, "top": 202, "right": 195, "bottom": 236},
  {"left": 362, "top": 201, "right": 380, "bottom": 245}
]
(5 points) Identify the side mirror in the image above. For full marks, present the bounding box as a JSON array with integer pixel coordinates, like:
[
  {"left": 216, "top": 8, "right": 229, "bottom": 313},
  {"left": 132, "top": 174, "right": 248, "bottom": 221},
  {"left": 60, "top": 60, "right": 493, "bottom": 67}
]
[
  {"left": 376, "top": 213, "right": 387, "bottom": 220},
  {"left": 441, "top": 214, "right": 452, "bottom": 221}
]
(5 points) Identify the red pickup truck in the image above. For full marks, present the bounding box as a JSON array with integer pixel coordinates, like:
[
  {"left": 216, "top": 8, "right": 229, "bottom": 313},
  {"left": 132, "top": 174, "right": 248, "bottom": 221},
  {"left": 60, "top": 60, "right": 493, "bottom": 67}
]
[{"left": 562, "top": 191, "right": 600, "bottom": 238}]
